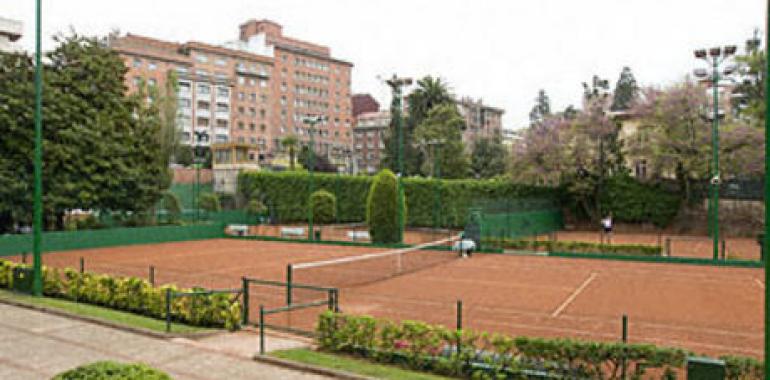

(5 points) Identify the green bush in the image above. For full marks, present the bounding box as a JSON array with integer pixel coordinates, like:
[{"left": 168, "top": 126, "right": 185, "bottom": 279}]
[
  {"left": 0, "top": 260, "right": 240, "bottom": 330},
  {"left": 599, "top": 174, "right": 681, "bottom": 227},
  {"left": 317, "top": 312, "right": 696, "bottom": 379},
  {"left": 310, "top": 190, "right": 336, "bottom": 224},
  {"left": 722, "top": 355, "right": 765, "bottom": 380},
  {"left": 198, "top": 192, "right": 221, "bottom": 212},
  {"left": 52, "top": 361, "right": 171, "bottom": 380},
  {"left": 367, "top": 170, "right": 400, "bottom": 244},
  {"left": 238, "top": 171, "right": 557, "bottom": 228},
  {"left": 490, "top": 238, "right": 662, "bottom": 256}
]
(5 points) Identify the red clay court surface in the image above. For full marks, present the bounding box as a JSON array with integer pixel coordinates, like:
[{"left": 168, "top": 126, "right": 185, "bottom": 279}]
[{"left": 7, "top": 238, "right": 763, "bottom": 358}]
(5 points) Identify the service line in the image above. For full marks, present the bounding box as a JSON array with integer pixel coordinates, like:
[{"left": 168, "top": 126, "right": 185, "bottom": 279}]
[{"left": 551, "top": 272, "right": 598, "bottom": 318}]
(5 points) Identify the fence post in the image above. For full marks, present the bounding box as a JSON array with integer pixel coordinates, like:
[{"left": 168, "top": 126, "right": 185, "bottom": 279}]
[
  {"left": 79, "top": 257, "right": 84, "bottom": 274},
  {"left": 259, "top": 305, "right": 265, "bottom": 355},
  {"left": 665, "top": 237, "right": 671, "bottom": 257},
  {"left": 165, "top": 288, "right": 172, "bottom": 333},
  {"left": 242, "top": 277, "right": 250, "bottom": 325},
  {"left": 621, "top": 314, "right": 628, "bottom": 379},
  {"left": 286, "top": 264, "right": 293, "bottom": 306},
  {"left": 721, "top": 240, "right": 726, "bottom": 260},
  {"left": 456, "top": 300, "right": 463, "bottom": 356},
  {"left": 333, "top": 289, "right": 340, "bottom": 312},
  {"left": 149, "top": 266, "right": 155, "bottom": 286},
  {"left": 327, "top": 289, "right": 334, "bottom": 311},
  {"left": 22, "top": 252, "right": 27, "bottom": 264}
]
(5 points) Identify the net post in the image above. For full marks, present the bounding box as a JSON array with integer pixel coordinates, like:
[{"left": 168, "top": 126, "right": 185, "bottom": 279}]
[
  {"left": 165, "top": 288, "right": 172, "bottom": 333},
  {"left": 286, "top": 264, "right": 293, "bottom": 306},
  {"left": 79, "top": 257, "right": 84, "bottom": 274},
  {"left": 621, "top": 314, "right": 628, "bottom": 379},
  {"left": 456, "top": 299, "right": 463, "bottom": 357},
  {"left": 259, "top": 304, "right": 265, "bottom": 355},
  {"left": 242, "top": 277, "right": 250, "bottom": 325},
  {"left": 149, "top": 266, "right": 155, "bottom": 286}
]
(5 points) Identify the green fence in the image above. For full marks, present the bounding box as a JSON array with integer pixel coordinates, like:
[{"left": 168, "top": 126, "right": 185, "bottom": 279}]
[
  {"left": 169, "top": 183, "right": 214, "bottom": 210},
  {"left": 0, "top": 223, "right": 225, "bottom": 256}
]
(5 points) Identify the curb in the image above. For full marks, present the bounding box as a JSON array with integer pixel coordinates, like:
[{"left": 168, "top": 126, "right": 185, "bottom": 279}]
[
  {"left": 252, "top": 354, "right": 374, "bottom": 380},
  {"left": 0, "top": 295, "right": 218, "bottom": 340}
]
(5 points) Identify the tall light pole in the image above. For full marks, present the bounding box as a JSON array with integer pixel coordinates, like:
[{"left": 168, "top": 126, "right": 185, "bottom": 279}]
[
  {"left": 32, "top": 0, "right": 44, "bottom": 296},
  {"left": 693, "top": 45, "right": 737, "bottom": 261},
  {"left": 193, "top": 130, "right": 209, "bottom": 223},
  {"left": 762, "top": 0, "right": 770, "bottom": 374},
  {"left": 385, "top": 75, "right": 412, "bottom": 243},
  {"left": 303, "top": 115, "right": 326, "bottom": 240}
]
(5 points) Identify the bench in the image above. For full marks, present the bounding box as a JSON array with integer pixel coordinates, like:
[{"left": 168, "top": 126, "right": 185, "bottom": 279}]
[
  {"left": 347, "top": 231, "right": 370, "bottom": 240},
  {"left": 280, "top": 227, "right": 306, "bottom": 238}
]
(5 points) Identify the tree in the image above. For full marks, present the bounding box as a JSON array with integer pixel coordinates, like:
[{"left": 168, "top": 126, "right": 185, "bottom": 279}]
[
  {"left": 412, "top": 104, "right": 469, "bottom": 179},
  {"left": 310, "top": 189, "right": 336, "bottom": 224},
  {"left": 366, "top": 169, "right": 400, "bottom": 244},
  {"left": 509, "top": 115, "right": 572, "bottom": 185},
  {"left": 470, "top": 137, "right": 508, "bottom": 178},
  {"left": 528, "top": 89, "right": 551, "bottom": 126},
  {"left": 281, "top": 135, "right": 299, "bottom": 170},
  {"left": 381, "top": 76, "right": 454, "bottom": 176},
  {"left": 583, "top": 75, "right": 610, "bottom": 101},
  {"left": 198, "top": 193, "right": 221, "bottom": 212},
  {"left": 0, "top": 32, "right": 168, "bottom": 231},
  {"left": 298, "top": 146, "right": 337, "bottom": 172},
  {"left": 610, "top": 67, "right": 639, "bottom": 111},
  {"left": 731, "top": 30, "right": 766, "bottom": 127}
]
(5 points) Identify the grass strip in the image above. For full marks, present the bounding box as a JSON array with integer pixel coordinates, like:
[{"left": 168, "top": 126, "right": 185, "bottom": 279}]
[
  {"left": 271, "top": 348, "right": 451, "bottom": 380},
  {"left": 0, "top": 289, "right": 209, "bottom": 334}
]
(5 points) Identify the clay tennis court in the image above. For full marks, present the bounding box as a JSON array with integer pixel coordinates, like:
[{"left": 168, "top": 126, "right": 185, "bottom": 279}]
[{"left": 8, "top": 238, "right": 763, "bottom": 358}]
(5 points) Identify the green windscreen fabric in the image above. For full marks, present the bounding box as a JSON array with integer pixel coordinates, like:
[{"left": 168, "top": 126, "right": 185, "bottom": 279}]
[
  {"left": 480, "top": 209, "right": 563, "bottom": 240},
  {"left": 0, "top": 223, "right": 225, "bottom": 256}
]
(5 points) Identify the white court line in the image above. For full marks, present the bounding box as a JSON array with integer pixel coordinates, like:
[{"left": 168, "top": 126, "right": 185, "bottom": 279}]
[
  {"left": 754, "top": 278, "right": 765, "bottom": 289},
  {"left": 551, "top": 272, "right": 598, "bottom": 317}
]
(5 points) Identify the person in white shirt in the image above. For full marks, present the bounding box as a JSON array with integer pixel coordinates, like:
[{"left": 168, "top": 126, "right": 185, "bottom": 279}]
[{"left": 601, "top": 213, "right": 613, "bottom": 244}]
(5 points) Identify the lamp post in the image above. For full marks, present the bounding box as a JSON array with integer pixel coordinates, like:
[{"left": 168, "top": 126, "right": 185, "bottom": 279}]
[
  {"left": 193, "top": 130, "right": 209, "bottom": 223},
  {"left": 303, "top": 115, "right": 326, "bottom": 240},
  {"left": 385, "top": 75, "right": 413, "bottom": 243},
  {"left": 32, "top": 0, "right": 44, "bottom": 296},
  {"left": 764, "top": 0, "right": 769, "bottom": 374},
  {"left": 693, "top": 45, "right": 737, "bottom": 261}
]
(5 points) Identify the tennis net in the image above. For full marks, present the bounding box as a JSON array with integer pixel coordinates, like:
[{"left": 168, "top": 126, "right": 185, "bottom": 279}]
[{"left": 290, "top": 236, "right": 461, "bottom": 293}]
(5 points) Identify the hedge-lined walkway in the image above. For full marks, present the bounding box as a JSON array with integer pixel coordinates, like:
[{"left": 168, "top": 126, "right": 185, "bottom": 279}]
[{"left": 0, "top": 303, "right": 327, "bottom": 380}]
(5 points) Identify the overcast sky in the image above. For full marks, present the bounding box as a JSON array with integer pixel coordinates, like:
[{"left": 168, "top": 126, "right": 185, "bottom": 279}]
[{"left": 2, "top": 0, "right": 765, "bottom": 129}]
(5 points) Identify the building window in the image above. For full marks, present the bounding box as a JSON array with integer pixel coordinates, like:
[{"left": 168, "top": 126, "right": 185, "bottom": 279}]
[
  {"left": 214, "top": 57, "right": 227, "bottom": 66},
  {"left": 148, "top": 61, "right": 157, "bottom": 71},
  {"left": 259, "top": 79, "right": 268, "bottom": 88},
  {"left": 260, "top": 124, "right": 266, "bottom": 132},
  {"left": 132, "top": 58, "right": 142, "bottom": 68},
  {"left": 250, "top": 137, "right": 257, "bottom": 144},
  {"left": 148, "top": 78, "right": 157, "bottom": 87},
  {"left": 634, "top": 160, "right": 648, "bottom": 179},
  {"left": 197, "top": 117, "right": 210, "bottom": 127},
  {"left": 216, "top": 134, "right": 228, "bottom": 143},
  {"left": 197, "top": 101, "right": 210, "bottom": 110},
  {"left": 178, "top": 98, "right": 191, "bottom": 108},
  {"left": 249, "top": 123, "right": 256, "bottom": 131},
  {"left": 197, "top": 83, "right": 211, "bottom": 95},
  {"left": 176, "top": 66, "right": 189, "bottom": 74},
  {"left": 249, "top": 78, "right": 257, "bottom": 86},
  {"left": 249, "top": 107, "right": 256, "bottom": 117},
  {"left": 195, "top": 54, "right": 208, "bottom": 63},
  {"left": 133, "top": 76, "right": 142, "bottom": 86},
  {"left": 260, "top": 109, "right": 266, "bottom": 118},
  {"left": 217, "top": 87, "right": 229, "bottom": 98},
  {"left": 250, "top": 93, "right": 257, "bottom": 102},
  {"left": 238, "top": 122, "right": 245, "bottom": 130},
  {"left": 238, "top": 92, "right": 245, "bottom": 100},
  {"left": 280, "top": 96, "right": 287, "bottom": 106},
  {"left": 196, "top": 69, "right": 209, "bottom": 78},
  {"left": 281, "top": 82, "right": 287, "bottom": 92},
  {"left": 237, "top": 77, "right": 245, "bottom": 85},
  {"left": 216, "top": 103, "right": 229, "bottom": 112},
  {"left": 217, "top": 120, "right": 228, "bottom": 129}
]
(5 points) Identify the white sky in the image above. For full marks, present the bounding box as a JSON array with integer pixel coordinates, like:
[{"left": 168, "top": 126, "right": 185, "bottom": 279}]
[{"left": 2, "top": 0, "right": 765, "bottom": 129}]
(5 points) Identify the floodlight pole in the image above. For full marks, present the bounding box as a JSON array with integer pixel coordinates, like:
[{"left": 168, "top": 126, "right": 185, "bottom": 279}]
[
  {"left": 762, "top": 0, "right": 770, "bottom": 374},
  {"left": 303, "top": 116, "right": 324, "bottom": 240},
  {"left": 386, "top": 75, "right": 412, "bottom": 243},
  {"left": 710, "top": 57, "right": 720, "bottom": 262},
  {"left": 32, "top": 0, "right": 44, "bottom": 296}
]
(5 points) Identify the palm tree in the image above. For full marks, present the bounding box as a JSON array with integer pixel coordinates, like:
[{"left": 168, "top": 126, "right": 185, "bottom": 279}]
[
  {"left": 281, "top": 135, "right": 299, "bottom": 170},
  {"left": 406, "top": 76, "right": 454, "bottom": 126}
]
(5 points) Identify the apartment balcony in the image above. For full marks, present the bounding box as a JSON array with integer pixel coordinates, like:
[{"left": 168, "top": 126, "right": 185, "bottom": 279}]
[
  {"left": 196, "top": 109, "right": 211, "bottom": 118},
  {"left": 215, "top": 111, "right": 230, "bottom": 120},
  {"left": 178, "top": 108, "right": 192, "bottom": 116},
  {"left": 178, "top": 90, "right": 192, "bottom": 99}
]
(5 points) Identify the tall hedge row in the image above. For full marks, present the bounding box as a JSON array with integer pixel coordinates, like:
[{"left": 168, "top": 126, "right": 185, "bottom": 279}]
[
  {"left": 238, "top": 171, "right": 558, "bottom": 228},
  {"left": 599, "top": 175, "right": 681, "bottom": 227}
]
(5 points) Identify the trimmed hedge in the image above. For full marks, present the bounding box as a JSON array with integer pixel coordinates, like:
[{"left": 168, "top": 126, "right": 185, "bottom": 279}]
[
  {"left": 311, "top": 190, "right": 336, "bottom": 224},
  {"left": 317, "top": 312, "right": 687, "bottom": 379},
  {"left": 318, "top": 312, "right": 764, "bottom": 380},
  {"left": 491, "top": 238, "right": 662, "bottom": 256},
  {"left": 0, "top": 260, "right": 240, "bottom": 330},
  {"left": 599, "top": 175, "right": 681, "bottom": 227},
  {"left": 367, "top": 170, "right": 400, "bottom": 244},
  {"left": 52, "top": 361, "right": 171, "bottom": 380},
  {"left": 238, "top": 171, "right": 558, "bottom": 228}
]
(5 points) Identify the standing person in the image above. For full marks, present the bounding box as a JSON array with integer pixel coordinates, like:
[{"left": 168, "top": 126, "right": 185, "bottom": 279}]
[{"left": 601, "top": 213, "right": 613, "bottom": 244}]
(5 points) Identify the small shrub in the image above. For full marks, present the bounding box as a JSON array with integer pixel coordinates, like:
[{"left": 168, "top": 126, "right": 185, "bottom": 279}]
[
  {"left": 366, "top": 169, "right": 401, "bottom": 244},
  {"left": 310, "top": 189, "right": 336, "bottom": 224},
  {"left": 52, "top": 361, "right": 171, "bottom": 380},
  {"left": 489, "top": 238, "right": 662, "bottom": 256},
  {"left": 198, "top": 192, "right": 221, "bottom": 212}
]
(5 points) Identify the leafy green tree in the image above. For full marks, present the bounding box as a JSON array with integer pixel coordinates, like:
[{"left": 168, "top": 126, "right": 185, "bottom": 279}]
[
  {"left": 298, "top": 146, "right": 337, "bottom": 172},
  {"left": 281, "top": 135, "right": 299, "bottom": 170},
  {"left": 310, "top": 189, "right": 336, "bottom": 224},
  {"left": 366, "top": 169, "right": 401, "bottom": 243},
  {"left": 0, "top": 33, "right": 168, "bottom": 231},
  {"left": 528, "top": 89, "right": 551, "bottom": 126},
  {"left": 413, "top": 104, "right": 469, "bottom": 179},
  {"left": 381, "top": 76, "right": 454, "bottom": 176},
  {"left": 732, "top": 31, "right": 765, "bottom": 127},
  {"left": 470, "top": 137, "right": 508, "bottom": 178},
  {"left": 610, "top": 67, "right": 639, "bottom": 111},
  {"left": 198, "top": 193, "right": 221, "bottom": 212}
]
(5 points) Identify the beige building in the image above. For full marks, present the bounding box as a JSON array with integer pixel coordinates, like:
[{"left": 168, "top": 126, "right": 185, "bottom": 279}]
[
  {"left": 353, "top": 111, "right": 390, "bottom": 174},
  {"left": 456, "top": 97, "right": 504, "bottom": 146}
]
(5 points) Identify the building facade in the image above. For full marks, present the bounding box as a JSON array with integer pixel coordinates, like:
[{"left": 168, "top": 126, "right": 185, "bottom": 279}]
[
  {"left": 456, "top": 97, "right": 504, "bottom": 146},
  {"left": 0, "top": 17, "right": 23, "bottom": 53},
  {"left": 110, "top": 19, "right": 353, "bottom": 170},
  {"left": 353, "top": 111, "right": 390, "bottom": 174}
]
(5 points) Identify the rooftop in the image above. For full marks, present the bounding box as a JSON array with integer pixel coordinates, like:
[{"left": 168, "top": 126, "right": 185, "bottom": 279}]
[{"left": 0, "top": 17, "right": 22, "bottom": 41}]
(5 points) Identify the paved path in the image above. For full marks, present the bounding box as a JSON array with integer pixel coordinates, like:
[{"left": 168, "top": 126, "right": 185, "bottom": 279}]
[{"left": 0, "top": 303, "right": 329, "bottom": 380}]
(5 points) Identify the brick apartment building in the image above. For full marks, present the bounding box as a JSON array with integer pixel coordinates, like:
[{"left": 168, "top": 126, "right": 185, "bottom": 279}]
[
  {"left": 353, "top": 111, "right": 390, "bottom": 174},
  {"left": 110, "top": 19, "right": 353, "bottom": 169},
  {"left": 352, "top": 93, "right": 380, "bottom": 118}
]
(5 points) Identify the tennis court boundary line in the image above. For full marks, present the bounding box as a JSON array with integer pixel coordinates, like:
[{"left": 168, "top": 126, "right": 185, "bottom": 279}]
[{"left": 550, "top": 272, "right": 598, "bottom": 317}]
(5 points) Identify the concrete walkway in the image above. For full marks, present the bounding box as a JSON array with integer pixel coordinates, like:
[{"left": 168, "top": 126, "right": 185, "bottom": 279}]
[{"left": 0, "top": 303, "right": 329, "bottom": 380}]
